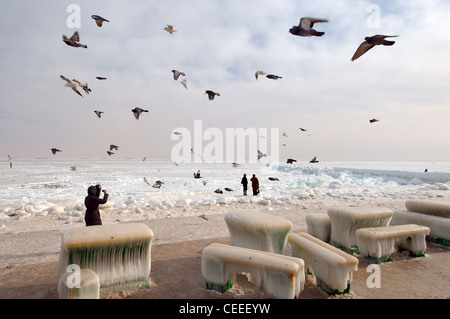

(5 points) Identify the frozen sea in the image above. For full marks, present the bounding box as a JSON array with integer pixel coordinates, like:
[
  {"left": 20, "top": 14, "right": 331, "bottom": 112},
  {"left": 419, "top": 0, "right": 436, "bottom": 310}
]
[{"left": 1, "top": 158, "right": 450, "bottom": 225}]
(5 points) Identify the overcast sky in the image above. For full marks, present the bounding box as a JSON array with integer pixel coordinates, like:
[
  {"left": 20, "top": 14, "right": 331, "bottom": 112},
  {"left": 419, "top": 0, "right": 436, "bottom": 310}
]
[{"left": 1, "top": 0, "right": 450, "bottom": 162}]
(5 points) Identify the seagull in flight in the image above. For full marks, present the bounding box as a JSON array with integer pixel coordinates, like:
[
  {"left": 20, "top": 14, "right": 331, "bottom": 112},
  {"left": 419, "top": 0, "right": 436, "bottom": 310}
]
[
  {"left": 60, "top": 75, "right": 83, "bottom": 97},
  {"left": 289, "top": 17, "right": 328, "bottom": 37},
  {"left": 172, "top": 70, "right": 185, "bottom": 80},
  {"left": 351, "top": 35, "right": 398, "bottom": 61},
  {"left": 257, "top": 150, "right": 267, "bottom": 161},
  {"left": 62, "top": 31, "right": 87, "bottom": 48},
  {"left": 110, "top": 145, "right": 119, "bottom": 151},
  {"left": 369, "top": 118, "right": 379, "bottom": 123},
  {"left": 266, "top": 74, "right": 282, "bottom": 80},
  {"left": 72, "top": 80, "right": 91, "bottom": 95},
  {"left": 255, "top": 71, "right": 267, "bottom": 80},
  {"left": 107, "top": 151, "right": 114, "bottom": 156},
  {"left": 180, "top": 79, "right": 188, "bottom": 89},
  {"left": 132, "top": 107, "right": 149, "bottom": 120},
  {"left": 91, "top": 15, "right": 109, "bottom": 27},
  {"left": 164, "top": 25, "right": 177, "bottom": 34}
]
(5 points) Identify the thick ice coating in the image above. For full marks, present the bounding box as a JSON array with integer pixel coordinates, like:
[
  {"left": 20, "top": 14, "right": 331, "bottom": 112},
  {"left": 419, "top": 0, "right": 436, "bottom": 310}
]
[
  {"left": 306, "top": 213, "right": 331, "bottom": 242},
  {"left": 288, "top": 232, "right": 358, "bottom": 293},
  {"left": 327, "top": 206, "right": 393, "bottom": 250},
  {"left": 405, "top": 199, "right": 450, "bottom": 218},
  {"left": 356, "top": 224, "right": 430, "bottom": 260},
  {"left": 201, "top": 243, "right": 305, "bottom": 299},
  {"left": 57, "top": 223, "right": 153, "bottom": 289},
  {"left": 224, "top": 210, "right": 293, "bottom": 254},
  {"left": 391, "top": 210, "right": 450, "bottom": 242},
  {"left": 58, "top": 268, "right": 100, "bottom": 299}
]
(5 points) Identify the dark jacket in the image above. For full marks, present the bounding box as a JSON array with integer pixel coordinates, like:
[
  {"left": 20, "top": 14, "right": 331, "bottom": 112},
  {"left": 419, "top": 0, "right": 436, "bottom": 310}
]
[
  {"left": 241, "top": 175, "right": 248, "bottom": 190},
  {"left": 250, "top": 176, "right": 259, "bottom": 190},
  {"left": 84, "top": 184, "right": 109, "bottom": 226}
]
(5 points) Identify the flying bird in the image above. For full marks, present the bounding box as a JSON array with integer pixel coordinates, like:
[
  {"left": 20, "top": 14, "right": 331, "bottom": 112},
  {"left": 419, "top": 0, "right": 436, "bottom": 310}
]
[
  {"left": 72, "top": 80, "right": 91, "bottom": 95},
  {"left": 299, "top": 127, "right": 307, "bottom": 132},
  {"left": 173, "top": 131, "right": 182, "bottom": 135},
  {"left": 266, "top": 74, "right": 282, "bottom": 80},
  {"left": 199, "top": 213, "right": 208, "bottom": 221},
  {"left": 143, "top": 177, "right": 151, "bottom": 186},
  {"left": 268, "top": 177, "right": 279, "bottom": 181},
  {"left": 94, "top": 111, "right": 104, "bottom": 118},
  {"left": 255, "top": 71, "right": 267, "bottom": 80},
  {"left": 152, "top": 180, "right": 164, "bottom": 189},
  {"left": 369, "top": 118, "right": 379, "bottom": 123},
  {"left": 62, "top": 31, "right": 87, "bottom": 48},
  {"left": 60, "top": 75, "right": 83, "bottom": 97},
  {"left": 205, "top": 90, "right": 220, "bottom": 100},
  {"left": 310, "top": 156, "right": 319, "bottom": 163},
  {"left": 180, "top": 79, "right": 188, "bottom": 89},
  {"left": 282, "top": 133, "right": 288, "bottom": 137},
  {"left": 257, "top": 150, "right": 267, "bottom": 161},
  {"left": 131, "top": 107, "right": 149, "bottom": 120},
  {"left": 8, "top": 155, "right": 12, "bottom": 168},
  {"left": 164, "top": 25, "right": 177, "bottom": 34},
  {"left": 172, "top": 70, "right": 185, "bottom": 80},
  {"left": 51, "top": 148, "right": 62, "bottom": 155},
  {"left": 96, "top": 76, "right": 107, "bottom": 80},
  {"left": 107, "top": 151, "right": 114, "bottom": 156},
  {"left": 351, "top": 35, "right": 398, "bottom": 61},
  {"left": 287, "top": 158, "right": 297, "bottom": 164},
  {"left": 110, "top": 145, "right": 119, "bottom": 151},
  {"left": 91, "top": 15, "right": 109, "bottom": 27},
  {"left": 289, "top": 17, "right": 328, "bottom": 37}
]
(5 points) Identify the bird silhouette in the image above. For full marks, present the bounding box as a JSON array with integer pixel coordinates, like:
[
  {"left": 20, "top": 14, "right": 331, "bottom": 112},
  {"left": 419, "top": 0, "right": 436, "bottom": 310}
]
[
  {"left": 51, "top": 148, "right": 62, "bottom": 155},
  {"left": 62, "top": 31, "right": 87, "bottom": 48},
  {"left": 172, "top": 70, "right": 185, "bottom": 80},
  {"left": 351, "top": 35, "right": 398, "bottom": 61},
  {"left": 369, "top": 118, "right": 379, "bottom": 123},
  {"left": 205, "top": 90, "right": 220, "bottom": 100},
  {"left": 132, "top": 107, "right": 149, "bottom": 120},
  {"left": 107, "top": 151, "right": 114, "bottom": 156},
  {"left": 289, "top": 17, "right": 328, "bottom": 37},
  {"left": 8, "top": 155, "right": 12, "bottom": 168},
  {"left": 72, "top": 80, "right": 91, "bottom": 95},
  {"left": 310, "top": 156, "right": 319, "bottom": 163},
  {"left": 96, "top": 77, "right": 107, "bottom": 80},
  {"left": 94, "top": 111, "right": 104, "bottom": 118},
  {"left": 164, "top": 25, "right": 177, "bottom": 34},
  {"left": 91, "top": 15, "right": 109, "bottom": 27},
  {"left": 257, "top": 150, "right": 267, "bottom": 161},
  {"left": 180, "top": 79, "right": 188, "bottom": 89},
  {"left": 110, "top": 145, "right": 119, "bottom": 151},
  {"left": 287, "top": 158, "right": 297, "bottom": 164},
  {"left": 266, "top": 74, "right": 282, "bottom": 80},
  {"left": 60, "top": 75, "right": 83, "bottom": 97}
]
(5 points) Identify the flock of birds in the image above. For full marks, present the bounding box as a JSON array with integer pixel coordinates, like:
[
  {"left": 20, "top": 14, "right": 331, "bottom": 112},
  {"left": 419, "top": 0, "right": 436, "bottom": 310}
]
[{"left": 20, "top": 13, "right": 394, "bottom": 175}]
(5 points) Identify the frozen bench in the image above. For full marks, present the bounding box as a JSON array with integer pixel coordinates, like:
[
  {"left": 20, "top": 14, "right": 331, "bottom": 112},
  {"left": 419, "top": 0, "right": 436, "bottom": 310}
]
[
  {"left": 288, "top": 232, "right": 358, "bottom": 294},
  {"left": 201, "top": 243, "right": 305, "bottom": 299},
  {"left": 405, "top": 199, "right": 450, "bottom": 218},
  {"left": 224, "top": 211, "right": 293, "bottom": 254},
  {"left": 391, "top": 210, "right": 450, "bottom": 245},
  {"left": 58, "top": 268, "right": 100, "bottom": 299},
  {"left": 355, "top": 224, "right": 430, "bottom": 262},
  {"left": 327, "top": 206, "right": 393, "bottom": 252},
  {"left": 306, "top": 213, "right": 331, "bottom": 243},
  {"left": 57, "top": 223, "right": 153, "bottom": 296}
]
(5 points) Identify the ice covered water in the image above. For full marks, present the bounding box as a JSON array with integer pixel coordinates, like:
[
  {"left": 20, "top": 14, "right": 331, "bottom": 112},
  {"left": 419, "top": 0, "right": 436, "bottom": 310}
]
[{"left": 1, "top": 158, "right": 450, "bottom": 225}]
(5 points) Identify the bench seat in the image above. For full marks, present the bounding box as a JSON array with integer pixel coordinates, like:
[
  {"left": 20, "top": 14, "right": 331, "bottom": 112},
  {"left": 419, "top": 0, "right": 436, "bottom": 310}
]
[
  {"left": 355, "top": 224, "right": 430, "bottom": 262},
  {"left": 201, "top": 243, "right": 305, "bottom": 299},
  {"left": 391, "top": 210, "right": 450, "bottom": 245},
  {"left": 288, "top": 232, "right": 358, "bottom": 294},
  {"left": 405, "top": 199, "right": 450, "bottom": 218}
]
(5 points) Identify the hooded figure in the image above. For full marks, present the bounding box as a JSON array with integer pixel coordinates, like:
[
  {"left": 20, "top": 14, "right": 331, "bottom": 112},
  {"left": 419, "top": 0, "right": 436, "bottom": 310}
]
[
  {"left": 250, "top": 174, "right": 259, "bottom": 196},
  {"left": 84, "top": 184, "right": 109, "bottom": 226},
  {"left": 241, "top": 174, "right": 248, "bottom": 195}
]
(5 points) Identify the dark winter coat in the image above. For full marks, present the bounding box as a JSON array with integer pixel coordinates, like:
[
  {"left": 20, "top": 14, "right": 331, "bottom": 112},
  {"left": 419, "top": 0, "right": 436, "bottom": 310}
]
[
  {"left": 250, "top": 176, "right": 259, "bottom": 191},
  {"left": 84, "top": 184, "right": 109, "bottom": 226},
  {"left": 241, "top": 175, "right": 248, "bottom": 190}
]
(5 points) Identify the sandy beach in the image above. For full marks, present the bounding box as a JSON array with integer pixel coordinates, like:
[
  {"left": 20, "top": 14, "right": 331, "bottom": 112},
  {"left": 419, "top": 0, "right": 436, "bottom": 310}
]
[{"left": 1, "top": 199, "right": 449, "bottom": 301}]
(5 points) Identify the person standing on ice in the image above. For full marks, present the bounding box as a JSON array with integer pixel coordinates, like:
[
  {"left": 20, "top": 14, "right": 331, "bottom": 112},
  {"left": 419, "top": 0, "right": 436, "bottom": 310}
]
[
  {"left": 241, "top": 173, "right": 248, "bottom": 195},
  {"left": 84, "top": 184, "right": 109, "bottom": 226},
  {"left": 250, "top": 174, "right": 259, "bottom": 196}
]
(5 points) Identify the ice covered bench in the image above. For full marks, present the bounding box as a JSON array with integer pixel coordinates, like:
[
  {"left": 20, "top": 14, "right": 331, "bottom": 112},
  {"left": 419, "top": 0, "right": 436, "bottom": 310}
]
[
  {"left": 201, "top": 243, "right": 305, "bottom": 299},
  {"left": 57, "top": 223, "right": 153, "bottom": 296},
  {"left": 58, "top": 268, "right": 100, "bottom": 299},
  {"left": 224, "top": 211, "right": 293, "bottom": 254},
  {"left": 306, "top": 213, "right": 331, "bottom": 243},
  {"left": 391, "top": 210, "right": 450, "bottom": 245},
  {"left": 288, "top": 232, "right": 358, "bottom": 294},
  {"left": 327, "top": 206, "right": 393, "bottom": 252},
  {"left": 355, "top": 224, "right": 430, "bottom": 262},
  {"left": 405, "top": 199, "right": 450, "bottom": 218}
]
